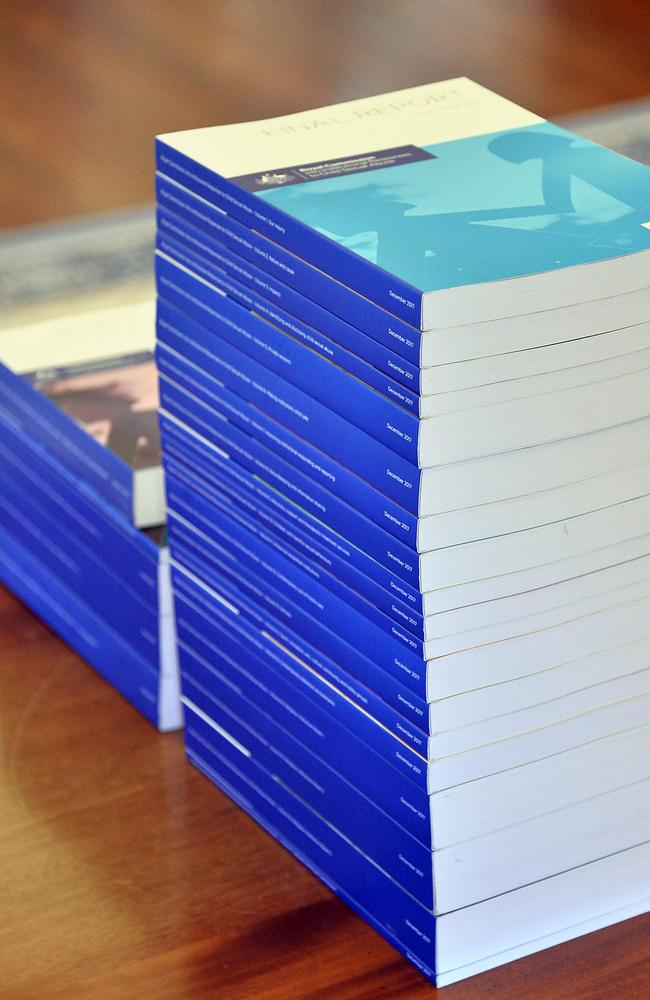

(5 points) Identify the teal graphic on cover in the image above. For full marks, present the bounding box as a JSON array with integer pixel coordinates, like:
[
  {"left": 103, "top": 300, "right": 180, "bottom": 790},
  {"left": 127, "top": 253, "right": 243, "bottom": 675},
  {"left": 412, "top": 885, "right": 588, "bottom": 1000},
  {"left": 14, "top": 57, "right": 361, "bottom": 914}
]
[{"left": 256, "top": 123, "right": 650, "bottom": 292}]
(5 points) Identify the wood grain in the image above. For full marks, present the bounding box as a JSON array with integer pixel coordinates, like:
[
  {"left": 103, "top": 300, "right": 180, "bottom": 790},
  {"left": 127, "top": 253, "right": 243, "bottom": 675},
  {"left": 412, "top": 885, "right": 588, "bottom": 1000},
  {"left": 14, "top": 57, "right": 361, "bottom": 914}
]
[
  {"left": 2, "top": 2, "right": 650, "bottom": 997},
  {"left": 4, "top": 580, "right": 650, "bottom": 999},
  {"left": 1, "top": 0, "right": 650, "bottom": 227}
]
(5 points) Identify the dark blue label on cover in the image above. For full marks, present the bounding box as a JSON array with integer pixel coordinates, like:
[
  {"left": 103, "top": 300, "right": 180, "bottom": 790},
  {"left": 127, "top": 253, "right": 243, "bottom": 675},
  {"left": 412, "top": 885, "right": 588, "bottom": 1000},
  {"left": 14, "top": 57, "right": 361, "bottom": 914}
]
[{"left": 232, "top": 145, "right": 436, "bottom": 191}]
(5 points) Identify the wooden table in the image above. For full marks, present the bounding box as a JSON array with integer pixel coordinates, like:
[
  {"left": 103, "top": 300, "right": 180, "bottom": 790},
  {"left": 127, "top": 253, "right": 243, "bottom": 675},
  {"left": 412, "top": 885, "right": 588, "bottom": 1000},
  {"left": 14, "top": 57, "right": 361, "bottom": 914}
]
[
  {"left": 4, "top": 584, "right": 650, "bottom": 1000},
  {"left": 2, "top": 2, "right": 650, "bottom": 997}
]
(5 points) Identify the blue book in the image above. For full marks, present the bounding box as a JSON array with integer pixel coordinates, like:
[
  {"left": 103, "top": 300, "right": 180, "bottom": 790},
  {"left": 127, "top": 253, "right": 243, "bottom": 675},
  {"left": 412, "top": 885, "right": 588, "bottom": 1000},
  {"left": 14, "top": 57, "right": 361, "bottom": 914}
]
[
  {"left": 0, "top": 301, "right": 164, "bottom": 527},
  {"left": 156, "top": 283, "right": 650, "bottom": 514},
  {"left": 182, "top": 709, "right": 438, "bottom": 980},
  {"left": 176, "top": 628, "right": 430, "bottom": 842},
  {"left": 0, "top": 410, "right": 159, "bottom": 612},
  {"left": 173, "top": 550, "right": 650, "bottom": 792},
  {"left": 155, "top": 173, "right": 421, "bottom": 363},
  {"left": 171, "top": 541, "right": 429, "bottom": 740},
  {"left": 0, "top": 523, "right": 179, "bottom": 730},
  {"left": 163, "top": 441, "right": 423, "bottom": 635},
  {"left": 181, "top": 670, "right": 434, "bottom": 907},
  {"left": 185, "top": 676, "right": 650, "bottom": 919},
  {"left": 156, "top": 207, "right": 420, "bottom": 390},
  {"left": 0, "top": 469, "right": 159, "bottom": 663},
  {"left": 156, "top": 206, "right": 650, "bottom": 380},
  {"left": 172, "top": 566, "right": 431, "bottom": 799},
  {"left": 165, "top": 468, "right": 426, "bottom": 675},
  {"left": 156, "top": 274, "right": 419, "bottom": 468},
  {"left": 156, "top": 234, "right": 419, "bottom": 412},
  {"left": 155, "top": 268, "right": 650, "bottom": 470},
  {"left": 156, "top": 79, "right": 650, "bottom": 331},
  {"left": 183, "top": 697, "right": 650, "bottom": 987},
  {"left": 157, "top": 373, "right": 421, "bottom": 584},
  {"left": 159, "top": 412, "right": 423, "bottom": 616},
  {"left": 164, "top": 458, "right": 423, "bottom": 640},
  {"left": 172, "top": 564, "right": 650, "bottom": 873}
]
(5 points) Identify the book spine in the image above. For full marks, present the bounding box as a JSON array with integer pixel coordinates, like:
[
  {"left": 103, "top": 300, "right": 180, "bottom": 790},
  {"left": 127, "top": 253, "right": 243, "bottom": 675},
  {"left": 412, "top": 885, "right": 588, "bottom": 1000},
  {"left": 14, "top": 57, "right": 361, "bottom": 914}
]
[
  {"left": 0, "top": 362, "right": 133, "bottom": 521},
  {"left": 0, "top": 413, "right": 158, "bottom": 608},
  {"left": 157, "top": 234, "right": 420, "bottom": 413},
  {"left": 155, "top": 322, "right": 420, "bottom": 535},
  {"left": 156, "top": 320, "right": 420, "bottom": 540},
  {"left": 156, "top": 259, "right": 421, "bottom": 464},
  {"left": 0, "top": 471, "right": 159, "bottom": 663},
  {"left": 167, "top": 469, "right": 424, "bottom": 663},
  {"left": 183, "top": 721, "right": 437, "bottom": 978},
  {"left": 156, "top": 207, "right": 421, "bottom": 391},
  {"left": 166, "top": 458, "right": 424, "bottom": 641},
  {"left": 181, "top": 671, "right": 433, "bottom": 907},
  {"left": 172, "top": 570, "right": 431, "bottom": 800},
  {"left": 155, "top": 146, "right": 424, "bottom": 329},
  {"left": 157, "top": 375, "right": 421, "bottom": 588},
  {"left": 0, "top": 523, "right": 162, "bottom": 727},
  {"left": 172, "top": 536, "right": 429, "bottom": 731},
  {"left": 160, "top": 413, "right": 424, "bottom": 616}
]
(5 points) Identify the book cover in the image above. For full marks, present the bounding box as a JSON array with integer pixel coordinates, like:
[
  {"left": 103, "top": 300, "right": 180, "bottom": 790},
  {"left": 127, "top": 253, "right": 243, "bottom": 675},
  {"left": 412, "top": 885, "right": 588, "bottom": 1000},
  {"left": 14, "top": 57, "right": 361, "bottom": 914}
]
[
  {"left": 0, "top": 301, "right": 164, "bottom": 526},
  {"left": 158, "top": 78, "right": 650, "bottom": 328}
]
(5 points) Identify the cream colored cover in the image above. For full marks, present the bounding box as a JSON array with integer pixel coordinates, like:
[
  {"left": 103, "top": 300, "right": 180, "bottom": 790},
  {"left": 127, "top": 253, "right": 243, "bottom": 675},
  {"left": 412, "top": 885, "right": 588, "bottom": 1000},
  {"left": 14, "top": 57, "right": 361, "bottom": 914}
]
[
  {"left": 158, "top": 78, "right": 542, "bottom": 178},
  {"left": 0, "top": 300, "right": 155, "bottom": 375}
]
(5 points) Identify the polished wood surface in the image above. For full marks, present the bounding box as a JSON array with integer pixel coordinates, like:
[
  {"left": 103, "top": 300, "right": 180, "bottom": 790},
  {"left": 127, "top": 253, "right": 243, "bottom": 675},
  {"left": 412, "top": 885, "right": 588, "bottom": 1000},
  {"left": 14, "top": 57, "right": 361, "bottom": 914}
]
[
  {"left": 5, "top": 582, "right": 650, "bottom": 1000},
  {"left": 2, "top": 0, "right": 650, "bottom": 227},
  {"left": 2, "top": 3, "right": 650, "bottom": 997}
]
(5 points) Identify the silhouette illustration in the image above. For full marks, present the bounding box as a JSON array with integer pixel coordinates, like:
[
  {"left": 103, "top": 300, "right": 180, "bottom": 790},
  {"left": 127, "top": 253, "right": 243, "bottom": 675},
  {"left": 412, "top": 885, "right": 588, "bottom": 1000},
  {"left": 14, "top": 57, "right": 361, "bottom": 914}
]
[
  {"left": 488, "top": 129, "right": 650, "bottom": 213},
  {"left": 262, "top": 127, "right": 650, "bottom": 289}
]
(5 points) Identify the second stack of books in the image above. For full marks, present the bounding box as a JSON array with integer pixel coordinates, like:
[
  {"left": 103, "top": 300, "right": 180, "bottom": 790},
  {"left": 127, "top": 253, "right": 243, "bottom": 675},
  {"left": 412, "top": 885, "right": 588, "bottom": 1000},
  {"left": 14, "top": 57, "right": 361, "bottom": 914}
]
[
  {"left": 0, "top": 302, "right": 181, "bottom": 730},
  {"left": 154, "top": 80, "right": 650, "bottom": 984}
]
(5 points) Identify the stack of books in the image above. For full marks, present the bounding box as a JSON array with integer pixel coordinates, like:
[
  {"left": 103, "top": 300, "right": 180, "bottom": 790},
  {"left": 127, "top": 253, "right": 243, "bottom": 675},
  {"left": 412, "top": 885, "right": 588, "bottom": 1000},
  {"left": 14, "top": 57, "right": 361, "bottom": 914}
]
[
  {"left": 154, "top": 79, "right": 650, "bottom": 984},
  {"left": 0, "top": 301, "right": 181, "bottom": 731}
]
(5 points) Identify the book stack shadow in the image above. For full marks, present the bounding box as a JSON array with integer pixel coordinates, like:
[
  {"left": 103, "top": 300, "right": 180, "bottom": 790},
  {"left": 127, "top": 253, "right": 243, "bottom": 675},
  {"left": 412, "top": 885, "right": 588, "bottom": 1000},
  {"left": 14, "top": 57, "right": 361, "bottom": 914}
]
[
  {"left": 0, "top": 302, "right": 181, "bottom": 731},
  {"left": 155, "top": 80, "right": 650, "bottom": 984}
]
